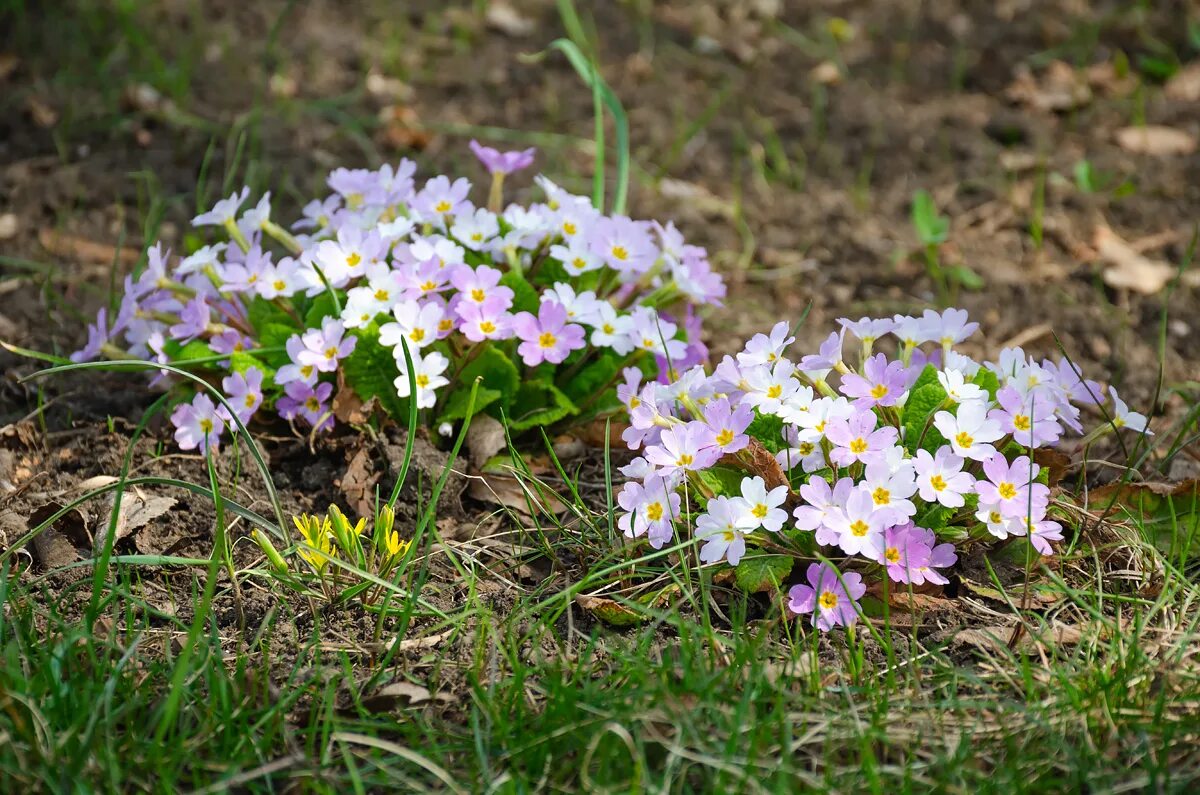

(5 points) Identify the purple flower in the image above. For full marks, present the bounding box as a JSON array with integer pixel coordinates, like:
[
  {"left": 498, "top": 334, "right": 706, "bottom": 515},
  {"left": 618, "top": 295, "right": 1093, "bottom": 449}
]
[
  {"left": 168, "top": 296, "right": 212, "bottom": 344},
  {"left": 588, "top": 216, "right": 658, "bottom": 274},
  {"left": 787, "top": 562, "right": 867, "bottom": 631},
  {"left": 644, "top": 422, "right": 722, "bottom": 475},
  {"left": 798, "top": 330, "right": 845, "bottom": 375},
  {"left": 455, "top": 301, "right": 512, "bottom": 342},
  {"left": 219, "top": 244, "right": 272, "bottom": 293},
  {"left": 839, "top": 353, "right": 908, "bottom": 408},
  {"left": 617, "top": 475, "right": 680, "bottom": 549},
  {"left": 276, "top": 381, "right": 334, "bottom": 432},
  {"left": 171, "top": 393, "right": 225, "bottom": 454},
  {"left": 469, "top": 140, "right": 536, "bottom": 175},
  {"left": 988, "top": 385, "right": 1062, "bottom": 448},
  {"left": 699, "top": 397, "right": 752, "bottom": 455},
  {"left": 510, "top": 301, "right": 586, "bottom": 366},
  {"left": 71, "top": 307, "right": 116, "bottom": 363},
  {"left": 450, "top": 264, "right": 513, "bottom": 310},
  {"left": 825, "top": 411, "right": 898, "bottom": 467},
  {"left": 838, "top": 316, "right": 896, "bottom": 348},
  {"left": 793, "top": 476, "right": 855, "bottom": 546},
  {"left": 880, "top": 523, "right": 957, "bottom": 585},
  {"left": 219, "top": 367, "right": 264, "bottom": 425},
  {"left": 920, "top": 308, "right": 979, "bottom": 348},
  {"left": 976, "top": 453, "right": 1047, "bottom": 519},
  {"left": 297, "top": 318, "right": 356, "bottom": 373},
  {"left": 415, "top": 175, "right": 472, "bottom": 219},
  {"left": 193, "top": 187, "right": 249, "bottom": 227}
]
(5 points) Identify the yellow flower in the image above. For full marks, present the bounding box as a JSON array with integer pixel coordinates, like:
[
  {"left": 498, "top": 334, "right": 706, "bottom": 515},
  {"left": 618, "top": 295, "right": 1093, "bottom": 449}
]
[
  {"left": 294, "top": 513, "right": 335, "bottom": 570},
  {"left": 384, "top": 530, "right": 411, "bottom": 559}
]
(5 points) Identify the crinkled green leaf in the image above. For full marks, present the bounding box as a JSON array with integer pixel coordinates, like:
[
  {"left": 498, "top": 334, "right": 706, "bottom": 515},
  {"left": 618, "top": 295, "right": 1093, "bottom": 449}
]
[
  {"left": 561, "top": 349, "right": 623, "bottom": 409},
  {"left": 733, "top": 554, "right": 794, "bottom": 593},
  {"left": 746, "top": 413, "right": 786, "bottom": 454},
  {"left": 972, "top": 367, "right": 1001, "bottom": 400},
  {"left": 340, "top": 324, "right": 408, "bottom": 420},
  {"left": 457, "top": 345, "right": 520, "bottom": 407},
  {"left": 695, "top": 465, "right": 747, "bottom": 498},
  {"left": 499, "top": 271, "right": 539, "bottom": 314},
  {"left": 303, "top": 291, "right": 341, "bottom": 328},
  {"left": 903, "top": 382, "right": 949, "bottom": 454},
  {"left": 166, "top": 340, "right": 216, "bottom": 363},
  {"left": 439, "top": 386, "right": 502, "bottom": 424},
  {"left": 909, "top": 364, "right": 941, "bottom": 395},
  {"left": 229, "top": 351, "right": 275, "bottom": 383},
  {"left": 245, "top": 296, "right": 296, "bottom": 334},
  {"left": 507, "top": 380, "right": 578, "bottom": 431}
]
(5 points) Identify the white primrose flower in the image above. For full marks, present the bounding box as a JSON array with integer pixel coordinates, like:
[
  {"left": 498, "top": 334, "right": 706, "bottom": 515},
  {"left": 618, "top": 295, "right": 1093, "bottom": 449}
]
[
  {"left": 933, "top": 401, "right": 1003, "bottom": 462},
  {"left": 696, "top": 496, "right": 748, "bottom": 566},
  {"left": 395, "top": 350, "right": 450, "bottom": 409},
  {"left": 1109, "top": 388, "right": 1152, "bottom": 434},
  {"left": 937, "top": 369, "right": 986, "bottom": 405},
  {"left": 731, "top": 476, "right": 789, "bottom": 533},
  {"left": 379, "top": 299, "right": 444, "bottom": 351}
]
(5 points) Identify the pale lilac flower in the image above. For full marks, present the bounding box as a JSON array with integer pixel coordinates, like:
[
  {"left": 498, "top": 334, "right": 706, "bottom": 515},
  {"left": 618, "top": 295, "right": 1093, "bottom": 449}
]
[
  {"left": 450, "top": 264, "right": 513, "bottom": 310},
  {"left": 589, "top": 216, "right": 658, "bottom": 273},
  {"left": 989, "top": 385, "right": 1062, "bottom": 448},
  {"left": 510, "top": 301, "right": 586, "bottom": 366},
  {"left": 542, "top": 283, "right": 602, "bottom": 325},
  {"left": 695, "top": 496, "right": 748, "bottom": 566},
  {"left": 644, "top": 422, "right": 722, "bottom": 475},
  {"left": 379, "top": 299, "right": 444, "bottom": 351},
  {"left": 71, "top": 308, "right": 116, "bottom": 362},
  {"left": 193, "top": 187, "right": 249, "bottom": 227},
  {"left": 415, "top": 175, "right": 472, "bottom": 219},
  {"left": 627, "top": 307, "right": 688, "bottom": 362},
  {"left": 798, "top": 330, "right": 845, "bottom": 375},
  {"left": 298, "top": 318, "right": 356, "bottom": 373},
  {"left": 881, "top": 524, "right": 957, "bottom": 585},
  {"left": 256, "top": 256, "right": 304, "bottom": 300},
  {"left": 171, "top": 393, "right": 225, "bottom": 453},
  {"left": 826, "top": 411, "right": 899, "bottom": 467},
  {"left": 828, "top": 487, "right": 888, "bottom": 558},
  {"left": 777, "top": 385, "right": 817, "bottom": 426},
  {"left": 840, "top": 353, "right": 907, "bottom": 408},
  {"left": 469, "top": 140, "right": 536, "bottom": 175},
  {"left": 220, "top": 367, "right": 264, "bottom": 425},
  {"left": 276, "top": 335, "right": 319, "bottom": 386},
  {"left": 617, "top": 475, "right": 680, "bottom": 549},
  {"left": 741, "top": 360, "right": 800, "bottom": 415},
  {"left": 793, "top": 476, "right": 855, "bottom": 545},
  {"left": 456, "top": 301, "right": 513, "bottom": 342},
  {"left": 618, "top": 456, "right": 655, "bottom": 481},
  {"left": 587, "top": 302, "right": 635, "bottom": 354},
  {"left": 861, "top": 458, "right": 918, "bottom": 523},
  {"left": 731, "top": 475, "right": 789, "bottom": 533},
  {"left": 450, "top": 207, "right": 500, "bottom": 251},
  {"left": 891, "top": 314, "right": 933, "bottom": 347},
  {"left": 1018, "top": 514, "right": 1065, "bottom": 555},
  {"left": 934, "top": 401, "right": 1003, "bottom": 461},
  {"left": 395, "top": 350, "right": 450, "bottom": 409},
  {"left": 293, "top": 195, "right": 342, "bottom": 231},
  {"left": 921, "top": 308, "right": 979, "bottom": 348},
  {"left": 838, "top": 316, "right": 896, "bottom": 349},
  {"left": 311, "top": 226, "right": 378, "bottom": 287},
  {"left": 177, "top": 243, "right": 226, "bottom": 277},
  {"left": 913, "top": 448, "right": 974, "bottom": 508},
  {"left": 975, "top": 500, "right": 1016, "bottom": 540},
  {"left": 551, "top": 240, "right": 603, "bottom": 277},
  {"left": 788, "top": 562, "right": 866, "bottom": 632},
  {"left": 699, "top": 397, "right": 752, "bottom": 455},
  {"left": 937, "top": 369, "right": 986, "bottom": 405},
  {"left": 220, "top": 245, "right": 272, "bottom": 293},
  {"left": 168, "top": 296, "right": 211, "bottom": 344},
  {"left": 737, "top": 321, "right": 795, "bottom": 368},
  {"left": 776, "top": 425, "right": 827, "bottom": 474},
  {"left": 1109, "top": 388, "right": 1152, "bottom": 435},
  {"left": 276, "top": 381, "right": 334, "bottom": 432},
  {"left": 976, "top": 454, "right": 1047, "bottom": 519}
]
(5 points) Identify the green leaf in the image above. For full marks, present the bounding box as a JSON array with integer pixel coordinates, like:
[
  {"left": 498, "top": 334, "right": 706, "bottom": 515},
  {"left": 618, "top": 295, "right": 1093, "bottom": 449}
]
[
  {"left": 457, "top": 345, "right": 520, "bottom": 407},
  {"left": 909, "top": 364, "right": 940, "bottom": 394},
  {"left": 439, "top": 386, "right": 502, "bottom": 424},
  {"left": 745, "top": 413, "right": 786, "bottom": 454},
  {"left": 507, "top": 380, "right": 578, "bottom": 431},
  {"left": 340, "top": 324, "right": 408, "bottom": 420},
  {"left": 170, "top": 340, "right": 216, "bottom": 363},
  {"left": 733, "top": 554, "right": 794, "bottom": 593},
  {"left": 244, "top": 296, "right": 295, "bottom": 334},
  {"left": 258, "top": 323, "right": 297, "bottom": 369},
  {"left": 911, "top": 190, "right": 949, "bottom": 246},
  {"left": 304, "top": 291, "right": 340, "bottom": 328},
  {"left": 902, "top": 382, "right": 949, "bottom": 454},
  {"left": 947, "top": 264, "right": 984, "bottom": 290},
  {"left": 695, "top": 465, "right": 746, "bottom": 498},
  {"left": 914, "top": 503, "right": 953, "bottom": 532},
  {"left": 971, "top": 368, "right": 1001, "bottom": 400},
  {"left": 229, "top": 351, "right": 275, "bottom": 382},
  {"left": 561, "top": 349, "right": 623, "bottom": 408},
  {"left": 499, "top": 271, "right": 539, "bottom": 314}
]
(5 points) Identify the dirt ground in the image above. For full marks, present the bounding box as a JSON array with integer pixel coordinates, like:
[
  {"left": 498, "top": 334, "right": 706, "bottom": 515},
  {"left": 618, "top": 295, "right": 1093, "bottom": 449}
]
[{"left": 1, "top": 1, "right": 1199, "bottom": 664}]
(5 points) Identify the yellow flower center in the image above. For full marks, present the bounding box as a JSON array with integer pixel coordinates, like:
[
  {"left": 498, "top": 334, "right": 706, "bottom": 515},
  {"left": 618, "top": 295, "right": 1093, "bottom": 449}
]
[
  {"left": 199, "top": 418, "right": 213, "bottom": 434},
  {"left": 479, "top": 321, "right": 496, "bottom": 334},
  {"left": 930, "top": 474, "right": 946, "bottom": 492},
  {"left": 538, "top": 332, "right": 557, "bottom": 349},
  {"left": 849, "top": 438, "right": 868, "bottom": 454},
  {"left": 305, "top": 397, "right": 320, "bottom": 412},
  {"left": 470, "top": 233, "right": 483, "bottom": 242},
  {"left": 438, "top": 319, "right": 453, "bottom": 332},
  {"left": 715, "top": 429, "right": 735, "bottom": 447},
  {"left": 346, "top": 252, "right": 361, "bottom": 268},
  {"left": 885, "top": 547, "right": 901, "bottom": 563},
  {"left": 301, "top": 364, "right": 314, "bottom": 378},
  {"left": 819, "top": 591, "right": 839, "bottom": 609},
  {"left": 471, "top": 288, "right": 485, "bottom": 302},
  {"left": 247, "top": 273, "right": 258, "bottom": 283},
  {"left": 646, "top": 502, "right": 663, "bottom": 521},
  {"left": 573, "top": 257, "right": 587, "bottom": 270},
  {"left": 870, "top": 383, "right": 889, "bottom": 399},
  {"left": 602, "top": 323, "right": 615, "bottom": 334},
  {"left": 420, "top": 280, "right": 437, "bottom": 292},
  {"left": 849, "top": 519, "right": 870, "bottom": 537},
  {"left": 562, "top": 221, "right": 577, "bottom": 236},
  {"left": 988, "top": 511, "right": 1002, "bottom": 524},
  {"left": 955, "top": 431, "right": 974, "bottom": 449},
  {"left": 998, "top": 482, "right": 1017, "bottom": 500},
  {"left": 1013, "top": 414, "right": 1031, "bottom": 431},
  {"left": 798, "top": 442, "right": 815, "bottom": 455},
  {"left": 629, "top": 396, "right": 641, "bottom": 408},
  {"left": 244, "top": 394, "right": 256, "bottom": 408},
  {"left": 410, "top": 328, "right": 426, "bottom": 342},
  {"left": 642, "top": 338, "right": 655, "bottom": 349},
  {"left": 766, "top": 385, "right": 783, "bottom": 399},
  {"left": 871, "top": 487, "right": 890, "bottom": 505},
  {"left": 677, "top": 454, "right": 694, "bottom": 467},
  {"left": 375, "top": 289, "right": 390, "bottom": 301},
  {"left": 416, "top": 374, "right": 430, "bottom": 388},
  {"left": 752, "top": 504, "right": 768, "bottom": 519},
  {"left": 434, "top": 200, "right": 452, "bottom": 214},
  {"left": 611, "top": 245, "right": 629, "bottom": 261},
  {"left": 325, "top": 346, "right": 337, "bottom": 359}
]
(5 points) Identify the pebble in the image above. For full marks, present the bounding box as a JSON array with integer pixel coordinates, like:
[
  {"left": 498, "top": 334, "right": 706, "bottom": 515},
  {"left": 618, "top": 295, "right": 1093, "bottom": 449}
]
[{"left": 0, "top": 212, "right": 17, "bottom": 240}]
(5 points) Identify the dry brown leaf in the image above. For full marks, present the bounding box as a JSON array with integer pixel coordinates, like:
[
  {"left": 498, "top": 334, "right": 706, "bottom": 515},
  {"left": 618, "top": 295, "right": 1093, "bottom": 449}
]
[
  {"left": 1005, "top": 61, "right": 1091, "bottom": 112},
  {"left": 466, "top": 471, "right": 566, "bottom": 516},
  {"left": 1088, "top": 478, "right": 1200, "bottom": 506},
  {"left": 360, "top": 681, "right": 434, "bottom": 712},
  {"left": 1165, "top": 61, "right": 1200, "bottom": 103},
  {"left": 38, "top": 229, "right": 142, "bottom": 267},
  {"left": 466, "top": 414, "right": 508, "bottom": 470},
  {"left": 388, "top": 629, "right": 454, "bottom": 653},
  {"left": 377, "top": 105, "right": 433, "bottom": 151},
  {"left": 955, "top": 622, "right": 1086, "bottom": 654},
  {"left": 338, "top": 446, "right": 380, "bottom": 520},
  {"left": 1094, "top": 225, "right": 1180, "bottom": 294},
  {"left": 113, "top": 492, "right": 177, "bottom": 541},
  {"left": 1114, "top": 125, "right": 1197, "bottom": 156},
  {"left": 26, "top": 96, "right": 57, "bottom": 127},
  {"left": 485, "top": 1, "right": 535, "bottom": 37}
]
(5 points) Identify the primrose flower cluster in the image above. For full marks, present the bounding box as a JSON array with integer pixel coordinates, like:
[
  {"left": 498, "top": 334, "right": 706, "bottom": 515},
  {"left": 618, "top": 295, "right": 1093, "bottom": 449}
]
[
  {"left": 614, "top": 309, "right": 1149, "bottom": 632},
  {"left": 71, "top": 142, "right": 724, "bottom": 452}
]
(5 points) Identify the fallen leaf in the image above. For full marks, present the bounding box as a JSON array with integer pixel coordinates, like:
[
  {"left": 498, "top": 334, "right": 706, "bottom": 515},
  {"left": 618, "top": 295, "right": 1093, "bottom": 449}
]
[
  {"left": 955, "top": 622, "right": 1086, "bottom": 654},
  {"left": 339, "top": 446, "right": 380, "bottom": 520},
  {"left": 1165, "top": 61, "right": 1200, "bottom": 102},
  {"left": 38, "top": 229, "right": 142, "bottom": 267},
  {"left": 1114, "top": 125, "right": 1197, "bottom": 156},
  {"left": 466, "top": 471, "right": 566, "bottom": 516},
  {"left": 26, "top": 96, "right": 57, "bottom": 127},
  {"left": 1031, "top": 447, "right": 1072, "bottom": 487},
  {"left": 1093, "top": 225, "right": 1186, "bottom": 294},
  {"left": 810, "top": 60, "right": 841, "bottom": 85},
  {"left": 0, "top": 213, "right": 17, "bottom": 240},
  {"left": 575, "top": 593, "right": 655, "bottom": 627},
  {"left": 485, "top": 1, "right": 535, "bottom": 37},
  {"left": 112, "top": 491, "right": 177, "bottom": 541},
  {"left": 360, "top": 681, "right": 433, "bottom": 712},
  {"left": 1005, "top": 61, "right": 1091, "bottom": 112},
  {"left": 958, "top": 577, "right": 1063, "bottom": 607},
  {"left": 388, "top": 629, "right": 454, "bottom": 653},
  {"left": 466, "top": 414, "right": 508, "bottom": 470},
  {"left": 377, "top": 104, "right": 432, "bottom": 151}
]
